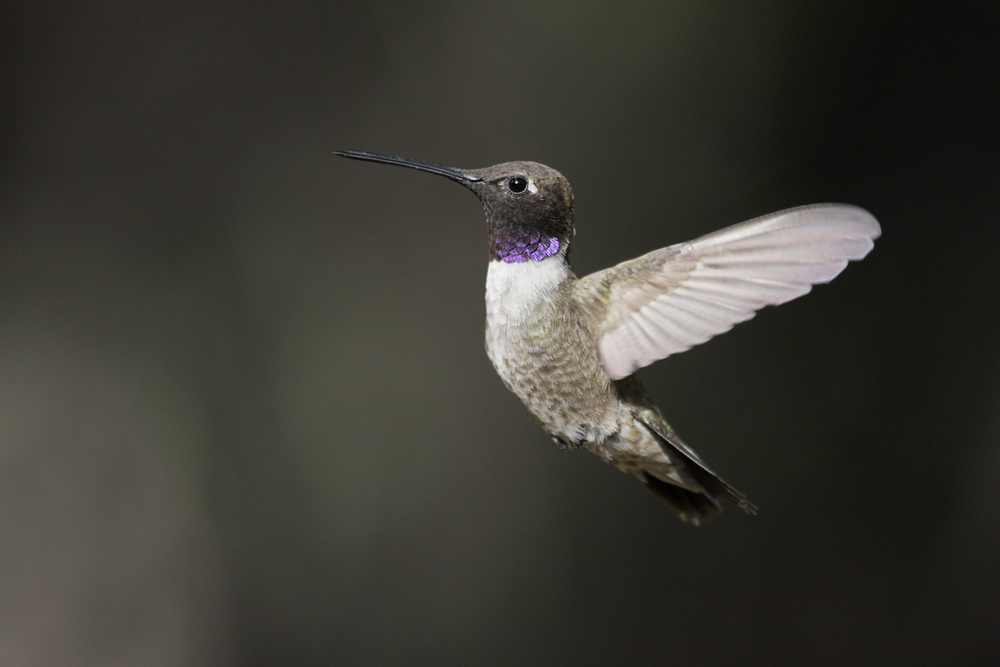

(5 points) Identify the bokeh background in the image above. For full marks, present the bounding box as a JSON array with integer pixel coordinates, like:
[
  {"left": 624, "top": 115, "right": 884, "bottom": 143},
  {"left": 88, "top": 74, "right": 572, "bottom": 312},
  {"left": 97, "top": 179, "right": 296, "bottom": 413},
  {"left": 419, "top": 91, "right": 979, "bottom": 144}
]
[{"left": 3, "top": 2, "right": 999, "bottom": 665}]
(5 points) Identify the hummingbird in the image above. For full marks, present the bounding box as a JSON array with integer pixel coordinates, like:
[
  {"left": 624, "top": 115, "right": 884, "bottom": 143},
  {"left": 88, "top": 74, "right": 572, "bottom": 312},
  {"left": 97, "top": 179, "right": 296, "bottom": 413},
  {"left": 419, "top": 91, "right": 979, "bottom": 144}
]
[{"left": 336, "top": 150, "right": 880, "bottom": 523}]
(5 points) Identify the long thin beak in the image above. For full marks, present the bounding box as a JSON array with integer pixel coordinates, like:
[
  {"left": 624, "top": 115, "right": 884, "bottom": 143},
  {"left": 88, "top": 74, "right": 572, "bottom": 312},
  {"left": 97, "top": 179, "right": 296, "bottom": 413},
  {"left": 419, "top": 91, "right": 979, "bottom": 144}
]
[{"left": 335, "top": 150, "right": 481, "bottom": 183}]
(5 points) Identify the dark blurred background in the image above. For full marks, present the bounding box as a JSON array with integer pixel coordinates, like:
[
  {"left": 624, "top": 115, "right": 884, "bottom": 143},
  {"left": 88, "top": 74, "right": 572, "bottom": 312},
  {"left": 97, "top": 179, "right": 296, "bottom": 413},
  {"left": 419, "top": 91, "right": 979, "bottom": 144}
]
[{"left": 3, "top": 1, "right": 999, "bottom": 665}]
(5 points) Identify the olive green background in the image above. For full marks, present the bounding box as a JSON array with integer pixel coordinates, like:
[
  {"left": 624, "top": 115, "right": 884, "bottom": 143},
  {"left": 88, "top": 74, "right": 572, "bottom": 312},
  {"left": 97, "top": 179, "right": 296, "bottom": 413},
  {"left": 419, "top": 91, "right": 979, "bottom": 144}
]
[{"left": 3, "top": 2, "right": 998, "bottom": 665}]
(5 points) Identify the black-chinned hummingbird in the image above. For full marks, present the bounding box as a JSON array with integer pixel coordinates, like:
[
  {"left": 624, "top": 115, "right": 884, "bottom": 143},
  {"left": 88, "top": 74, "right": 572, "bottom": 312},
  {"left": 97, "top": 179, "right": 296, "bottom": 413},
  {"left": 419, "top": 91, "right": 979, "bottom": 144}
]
[{"left": 337, "top": 150, "right": 880, "bottom": 523}]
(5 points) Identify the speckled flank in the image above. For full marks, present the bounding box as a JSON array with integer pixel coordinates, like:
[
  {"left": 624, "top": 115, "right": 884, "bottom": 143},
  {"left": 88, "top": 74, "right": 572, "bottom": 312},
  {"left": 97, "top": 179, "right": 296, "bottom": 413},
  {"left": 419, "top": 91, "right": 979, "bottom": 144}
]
[{"left": 484, "top": 255, "right": 704, "bottom": 494}]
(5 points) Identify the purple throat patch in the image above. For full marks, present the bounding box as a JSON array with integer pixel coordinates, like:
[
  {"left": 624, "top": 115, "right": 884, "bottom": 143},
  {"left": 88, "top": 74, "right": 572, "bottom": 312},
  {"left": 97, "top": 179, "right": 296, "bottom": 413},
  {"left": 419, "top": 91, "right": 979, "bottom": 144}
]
[{"left": 498, "top": 234, "right": 560, "bottom": 263}]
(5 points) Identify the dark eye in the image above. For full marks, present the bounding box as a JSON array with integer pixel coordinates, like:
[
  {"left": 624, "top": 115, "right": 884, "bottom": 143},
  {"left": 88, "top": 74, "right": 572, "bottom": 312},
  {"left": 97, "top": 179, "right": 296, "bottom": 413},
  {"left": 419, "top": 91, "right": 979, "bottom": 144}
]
[{"left": 507, "top": 176, "right": 528, "bottom": 194}]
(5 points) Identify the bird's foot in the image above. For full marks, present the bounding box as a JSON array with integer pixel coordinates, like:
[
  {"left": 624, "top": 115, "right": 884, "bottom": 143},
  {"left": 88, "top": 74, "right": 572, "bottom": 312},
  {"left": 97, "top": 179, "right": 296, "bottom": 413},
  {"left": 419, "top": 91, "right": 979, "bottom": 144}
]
[{"left": 552, "top": 436, "right": 583, "bottom": 450}]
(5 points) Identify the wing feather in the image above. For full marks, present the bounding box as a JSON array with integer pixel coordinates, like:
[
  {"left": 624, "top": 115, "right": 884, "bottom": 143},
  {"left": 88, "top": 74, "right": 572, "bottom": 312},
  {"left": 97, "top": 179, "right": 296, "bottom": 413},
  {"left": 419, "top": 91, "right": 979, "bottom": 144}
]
[{"left": 577, "top": 204, "right": 880, "bottom": 380}]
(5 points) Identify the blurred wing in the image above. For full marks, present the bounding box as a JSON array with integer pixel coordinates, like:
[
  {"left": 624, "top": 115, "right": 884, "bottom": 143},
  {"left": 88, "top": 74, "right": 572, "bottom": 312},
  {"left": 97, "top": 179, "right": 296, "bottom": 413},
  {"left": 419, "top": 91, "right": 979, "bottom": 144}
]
[{"left": 576, "top": 204, "right": 881, "bottom": 380}]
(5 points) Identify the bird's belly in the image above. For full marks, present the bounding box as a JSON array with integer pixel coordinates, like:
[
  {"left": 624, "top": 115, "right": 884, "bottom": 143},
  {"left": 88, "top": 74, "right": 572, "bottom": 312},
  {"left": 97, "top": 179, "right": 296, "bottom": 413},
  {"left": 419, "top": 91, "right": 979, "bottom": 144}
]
[
  {"left": 484, "top": 256, "right": 621, "bottom": 444},
  {"left": 485, "top": 316, "right": 700, "bottom": 490},
  {"left": 485, "top": 317, "right": 620, "bottom": 445}
]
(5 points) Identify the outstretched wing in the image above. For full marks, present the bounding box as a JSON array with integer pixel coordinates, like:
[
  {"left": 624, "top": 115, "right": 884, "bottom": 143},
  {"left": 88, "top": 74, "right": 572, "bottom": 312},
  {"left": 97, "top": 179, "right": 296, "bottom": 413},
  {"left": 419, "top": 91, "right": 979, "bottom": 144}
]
[{"left": 576, "top": 204, "right": 880, "bottom": 380}]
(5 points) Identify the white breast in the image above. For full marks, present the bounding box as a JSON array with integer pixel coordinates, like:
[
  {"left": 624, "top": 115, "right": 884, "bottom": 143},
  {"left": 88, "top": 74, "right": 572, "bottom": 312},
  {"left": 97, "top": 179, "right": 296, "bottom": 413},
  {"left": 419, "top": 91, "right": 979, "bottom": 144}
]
[
  {"left": 485, "top": 254, "right": 570, "bottom": 329},
  {"left": 484, "top": 254, "right": 623, "bottom": 447},
  {"left": 484, "top": 254, "right": 570, "bottom": 375}
]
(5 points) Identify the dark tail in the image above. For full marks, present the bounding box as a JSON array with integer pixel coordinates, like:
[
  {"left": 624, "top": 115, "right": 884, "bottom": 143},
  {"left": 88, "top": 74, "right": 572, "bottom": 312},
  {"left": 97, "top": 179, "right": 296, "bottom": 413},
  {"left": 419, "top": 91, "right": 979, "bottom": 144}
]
[
  {"left": 643, "top": 462, "right": 757, "bottom": 525},
  {"left": 615, "top": 375, "right": 758, "bottom": 523},
  {"left": 643, "top": 473, "right": 721, "bottom": 525},
  {"left": 641, "top": 421, "right": 758, "bottom": 523}
]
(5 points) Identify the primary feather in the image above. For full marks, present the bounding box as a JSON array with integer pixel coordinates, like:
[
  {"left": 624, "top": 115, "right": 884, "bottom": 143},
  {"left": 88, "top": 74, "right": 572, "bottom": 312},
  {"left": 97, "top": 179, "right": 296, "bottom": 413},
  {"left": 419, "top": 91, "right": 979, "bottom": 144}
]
[{"left": 576, "top": 204, "right": 880, "bottom": 380}]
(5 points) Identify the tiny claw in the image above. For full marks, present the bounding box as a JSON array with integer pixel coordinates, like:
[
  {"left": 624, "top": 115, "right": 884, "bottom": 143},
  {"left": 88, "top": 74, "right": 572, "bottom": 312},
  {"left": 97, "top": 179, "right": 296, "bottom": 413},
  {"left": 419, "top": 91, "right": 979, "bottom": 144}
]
[{"left": 551, "top": 436, "right": 583, "bottom": 450}]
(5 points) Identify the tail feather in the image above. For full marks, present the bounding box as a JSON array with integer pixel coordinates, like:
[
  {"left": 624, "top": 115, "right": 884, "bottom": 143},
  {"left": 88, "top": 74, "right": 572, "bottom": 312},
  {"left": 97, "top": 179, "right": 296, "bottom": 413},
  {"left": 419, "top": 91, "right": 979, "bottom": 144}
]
[
  {"left": 675, "top": 447, "right": 758, "bottom": 516},
  {"left": 639, "top": 417, "right": 759, "bottom": 521},
  {"left": 643, "top": 473, "right": 720, "bottom": 525},
  {"left": 614, "top": 375, "right": 759, "bottom": 522},
  {"left": 640, "top": 421, "right": 758, "bottom": 521}
]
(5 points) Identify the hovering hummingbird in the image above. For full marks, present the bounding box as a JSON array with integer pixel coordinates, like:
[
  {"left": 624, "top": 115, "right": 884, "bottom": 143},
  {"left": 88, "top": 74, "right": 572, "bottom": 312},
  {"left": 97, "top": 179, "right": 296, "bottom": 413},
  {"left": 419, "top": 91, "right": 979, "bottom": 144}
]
[{"left": 337, "top": 150, "right": 880, "bottom": 523}]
